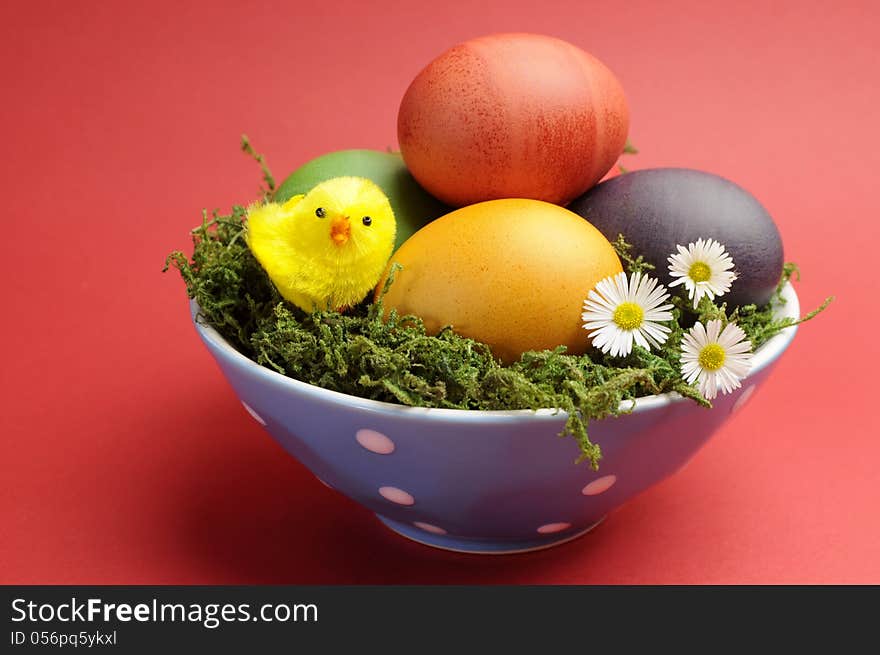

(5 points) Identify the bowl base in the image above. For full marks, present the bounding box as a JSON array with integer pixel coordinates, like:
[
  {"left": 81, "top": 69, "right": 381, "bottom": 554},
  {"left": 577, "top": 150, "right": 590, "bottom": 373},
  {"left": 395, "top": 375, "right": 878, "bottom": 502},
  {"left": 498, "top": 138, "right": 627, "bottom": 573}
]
[{"left": 376, "top": 515, "right": 605, "bottom": 555}]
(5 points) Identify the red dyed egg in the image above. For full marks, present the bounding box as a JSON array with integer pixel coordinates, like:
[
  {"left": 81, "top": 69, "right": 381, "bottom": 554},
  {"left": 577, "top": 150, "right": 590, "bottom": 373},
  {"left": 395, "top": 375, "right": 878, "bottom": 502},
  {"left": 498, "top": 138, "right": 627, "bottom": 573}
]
[{"left": 397, "top": 33, "right": 630, "bottom": 207}]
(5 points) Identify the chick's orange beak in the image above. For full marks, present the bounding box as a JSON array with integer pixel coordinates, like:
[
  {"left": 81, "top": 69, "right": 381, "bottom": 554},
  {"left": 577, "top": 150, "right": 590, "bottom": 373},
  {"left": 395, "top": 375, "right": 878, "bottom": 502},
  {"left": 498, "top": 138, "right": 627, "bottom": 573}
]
[{"left": 330, "top": 216, "right": 351, "bottom": 246}]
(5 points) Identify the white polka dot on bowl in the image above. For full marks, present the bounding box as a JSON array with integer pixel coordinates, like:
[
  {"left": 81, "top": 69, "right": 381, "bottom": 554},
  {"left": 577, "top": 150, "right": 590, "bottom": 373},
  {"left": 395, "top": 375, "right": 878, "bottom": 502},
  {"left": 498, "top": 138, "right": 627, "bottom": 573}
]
[
  {"left": 537, "top": 522, "right": 571, "bottom": 534},
  {"left": 413, "top": 521, "right": 447, "bottom": 535},
  {"left": 355, "top": 429, "right": 395, "bottom": 454},
  {"left": 731, "top": 385, "right": 757, "bottom": 415},
  {"left": 582, "top": 475, "right": 617, "bottom": 496},
  {"left": 378, "top": 486, "right": 415, "bottom": 506},
  {"left": 241, "top": 402, "right": 266, "bottom": 426}
]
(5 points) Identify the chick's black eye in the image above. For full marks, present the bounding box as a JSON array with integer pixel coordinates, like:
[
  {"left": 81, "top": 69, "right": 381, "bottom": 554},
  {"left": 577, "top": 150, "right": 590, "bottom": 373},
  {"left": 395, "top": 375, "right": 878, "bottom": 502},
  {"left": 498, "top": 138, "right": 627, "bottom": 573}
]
[
  {"left": 362, "top": 216, "right": 372, "bottom": 226},
  {"left": 315, "top": 207, "right": 325, "bottom": 218}
]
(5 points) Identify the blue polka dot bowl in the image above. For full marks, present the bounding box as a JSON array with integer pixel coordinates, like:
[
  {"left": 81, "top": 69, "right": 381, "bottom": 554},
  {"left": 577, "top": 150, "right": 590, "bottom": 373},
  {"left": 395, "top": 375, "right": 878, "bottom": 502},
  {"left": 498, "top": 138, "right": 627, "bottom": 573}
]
[{"left": 190, "top": 285, "right": 799, "bottom": 554}]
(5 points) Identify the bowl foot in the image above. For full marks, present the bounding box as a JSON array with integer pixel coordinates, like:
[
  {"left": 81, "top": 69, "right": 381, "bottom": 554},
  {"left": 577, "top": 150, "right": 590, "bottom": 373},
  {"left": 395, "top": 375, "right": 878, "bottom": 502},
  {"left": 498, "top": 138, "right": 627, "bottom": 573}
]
[{"left": 375, "top": 515, "right": 605, "bottom": 555}]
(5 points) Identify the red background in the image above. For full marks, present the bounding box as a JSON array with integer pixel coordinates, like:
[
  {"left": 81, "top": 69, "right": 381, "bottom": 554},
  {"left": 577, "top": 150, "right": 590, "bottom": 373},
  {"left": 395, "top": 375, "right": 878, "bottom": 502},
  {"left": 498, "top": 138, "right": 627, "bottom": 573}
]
[{"left": 2, "top": 0, "right": 878, "bottom": 584}]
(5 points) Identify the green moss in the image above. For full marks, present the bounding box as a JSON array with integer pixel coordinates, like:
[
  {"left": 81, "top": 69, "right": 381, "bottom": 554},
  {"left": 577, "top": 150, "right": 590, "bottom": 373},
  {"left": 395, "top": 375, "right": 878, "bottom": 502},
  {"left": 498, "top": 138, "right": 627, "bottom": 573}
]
[{"left": 164, "top": 150, "right": 830, "bottom": 469}]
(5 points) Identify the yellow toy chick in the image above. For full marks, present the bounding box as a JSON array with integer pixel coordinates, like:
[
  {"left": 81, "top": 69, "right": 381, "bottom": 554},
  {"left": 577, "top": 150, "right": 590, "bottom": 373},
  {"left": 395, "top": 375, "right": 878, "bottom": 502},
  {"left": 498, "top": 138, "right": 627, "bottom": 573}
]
[{"left": 246, "top": 176, "right": 396, "bottom": 312}]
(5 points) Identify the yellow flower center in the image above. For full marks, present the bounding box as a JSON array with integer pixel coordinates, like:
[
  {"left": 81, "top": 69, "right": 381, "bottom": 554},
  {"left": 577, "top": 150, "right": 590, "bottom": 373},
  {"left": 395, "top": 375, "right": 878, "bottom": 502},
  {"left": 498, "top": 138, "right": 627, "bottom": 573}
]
[
  {"left": 698, "top": 343, "right": 726, "bottom": 371},
  {"left": 612, "top": 302, "right": 644, "bottom": 330},
  {"left": 689, "top": 261, "right": 712, "bottom": 282}
]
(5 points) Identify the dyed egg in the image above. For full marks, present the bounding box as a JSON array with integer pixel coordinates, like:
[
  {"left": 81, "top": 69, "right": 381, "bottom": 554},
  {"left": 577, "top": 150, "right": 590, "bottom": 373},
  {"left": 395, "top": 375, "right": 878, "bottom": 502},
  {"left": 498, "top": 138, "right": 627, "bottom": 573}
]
[
  {"left": 397, "top": 33, "right": 629, "bottom": 207},
  {"left": 568, "top": 168, "right": 784, "bottom": 307},
  {"left": 377, "top": 199, "right": 622, "bottom": 363},
  {"left": 274, "top": 149, "right": 450, "bottom": 248}
]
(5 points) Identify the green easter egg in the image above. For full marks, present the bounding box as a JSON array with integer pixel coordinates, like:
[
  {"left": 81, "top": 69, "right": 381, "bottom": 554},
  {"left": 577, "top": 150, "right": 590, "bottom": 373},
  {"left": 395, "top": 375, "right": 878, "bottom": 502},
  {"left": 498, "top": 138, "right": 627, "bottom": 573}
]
[{"left": 274, "top": 149, "right": 451, "bottom": 249}]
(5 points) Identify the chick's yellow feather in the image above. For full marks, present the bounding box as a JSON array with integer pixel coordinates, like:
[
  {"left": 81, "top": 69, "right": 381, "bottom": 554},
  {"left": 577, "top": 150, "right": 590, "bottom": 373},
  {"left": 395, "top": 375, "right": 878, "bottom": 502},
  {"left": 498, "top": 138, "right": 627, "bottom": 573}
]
[{"left": 245, "top": 177, "right": 396, "bottom": 312}]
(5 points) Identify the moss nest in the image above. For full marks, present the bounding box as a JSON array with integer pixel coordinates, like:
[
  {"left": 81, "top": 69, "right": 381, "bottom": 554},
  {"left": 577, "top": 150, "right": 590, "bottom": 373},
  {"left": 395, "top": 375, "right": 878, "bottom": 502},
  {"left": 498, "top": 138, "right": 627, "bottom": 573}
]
[{"left": 165, "top": 148, "right": 830, "bottom": 468}]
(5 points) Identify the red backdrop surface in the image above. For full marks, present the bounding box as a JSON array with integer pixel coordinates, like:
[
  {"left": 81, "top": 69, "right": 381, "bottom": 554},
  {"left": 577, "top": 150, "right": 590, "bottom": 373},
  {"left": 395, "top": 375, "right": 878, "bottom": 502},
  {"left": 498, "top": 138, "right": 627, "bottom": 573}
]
[{"left": 1, "top": 0, "right": 878, "bottom": 584}]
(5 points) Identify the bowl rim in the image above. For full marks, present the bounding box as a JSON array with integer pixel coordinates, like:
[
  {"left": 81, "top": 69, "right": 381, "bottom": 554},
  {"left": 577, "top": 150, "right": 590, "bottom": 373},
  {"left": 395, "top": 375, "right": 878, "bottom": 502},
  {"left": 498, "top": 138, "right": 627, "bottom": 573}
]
[{"left": 191, "top": 283, "right": 799, "bottom": 421}]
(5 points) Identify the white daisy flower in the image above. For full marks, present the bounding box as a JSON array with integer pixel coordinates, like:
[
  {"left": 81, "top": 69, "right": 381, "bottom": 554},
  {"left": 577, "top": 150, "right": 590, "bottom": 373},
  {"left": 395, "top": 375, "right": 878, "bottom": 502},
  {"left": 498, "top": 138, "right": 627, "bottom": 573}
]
[
  {"left": 582, "top": 271, "right": 674, "bottom": 357},
  {"left": 680, "top": 319, "right": 753, "bottom": 400},
  {"left": 667, "top": 238, "right": 737, "bottom": 308}
]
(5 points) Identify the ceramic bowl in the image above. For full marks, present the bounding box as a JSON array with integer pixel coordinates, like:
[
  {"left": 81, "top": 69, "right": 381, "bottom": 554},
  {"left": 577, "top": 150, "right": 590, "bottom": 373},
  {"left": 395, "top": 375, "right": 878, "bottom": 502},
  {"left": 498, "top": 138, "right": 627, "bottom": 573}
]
[{"left": 191, "top": 285, "right": 799, "bottom": 554}]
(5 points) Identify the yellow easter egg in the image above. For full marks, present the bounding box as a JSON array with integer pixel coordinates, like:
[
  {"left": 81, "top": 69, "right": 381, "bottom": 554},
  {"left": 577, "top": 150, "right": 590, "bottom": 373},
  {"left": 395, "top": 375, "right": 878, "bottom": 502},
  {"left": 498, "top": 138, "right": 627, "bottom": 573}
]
[{"left": 376, "top": 199, "right": 623, "bottom": 363}]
